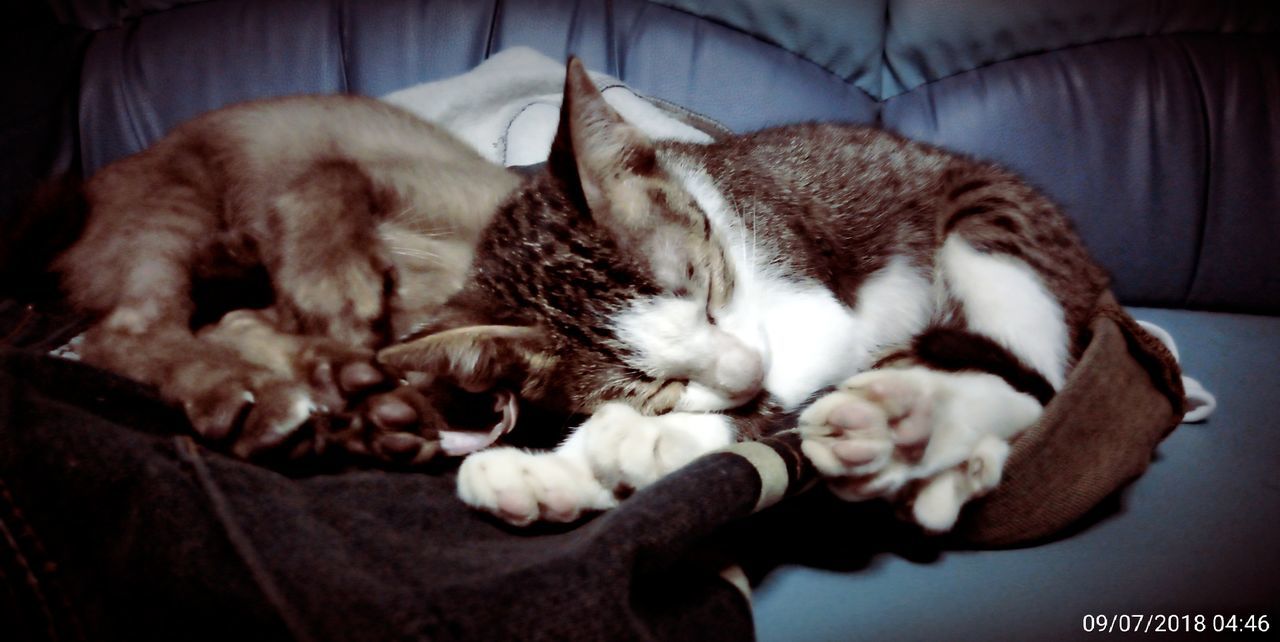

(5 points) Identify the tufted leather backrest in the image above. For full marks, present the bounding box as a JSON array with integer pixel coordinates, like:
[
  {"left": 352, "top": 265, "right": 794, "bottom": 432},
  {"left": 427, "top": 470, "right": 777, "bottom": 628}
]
[{"left": 69, "top": 0, "right": 1279, "bottom": 312}]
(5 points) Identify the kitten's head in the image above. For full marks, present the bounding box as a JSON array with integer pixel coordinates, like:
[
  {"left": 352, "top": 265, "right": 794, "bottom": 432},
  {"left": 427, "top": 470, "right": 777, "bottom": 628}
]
[{"left": 379, "top": 58, "right": 765, "bottom": 417}]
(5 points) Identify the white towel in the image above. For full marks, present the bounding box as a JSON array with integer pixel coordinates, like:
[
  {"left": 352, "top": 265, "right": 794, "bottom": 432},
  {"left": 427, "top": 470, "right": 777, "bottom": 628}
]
[{"left": 381, "top": 46, "right": 713, "bottom": 167}]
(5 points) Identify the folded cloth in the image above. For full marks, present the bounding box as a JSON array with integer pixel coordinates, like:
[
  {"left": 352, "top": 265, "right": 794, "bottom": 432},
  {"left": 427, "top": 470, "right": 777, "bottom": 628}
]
[
  {"left": 382, "top": 46, "right": 723, "bottom": 166},
  {"left": 955, "top": 293, "right": 1188, "bottom": 545}
]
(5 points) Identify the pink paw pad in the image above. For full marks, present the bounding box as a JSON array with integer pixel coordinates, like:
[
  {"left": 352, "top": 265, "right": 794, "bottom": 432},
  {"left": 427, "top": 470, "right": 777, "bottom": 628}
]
[
  {"left": 860, "top": 379, "right": 933, "bottom": 448},
  {"left": 826, "top": 401, "right": 884, "bottom": 433}
]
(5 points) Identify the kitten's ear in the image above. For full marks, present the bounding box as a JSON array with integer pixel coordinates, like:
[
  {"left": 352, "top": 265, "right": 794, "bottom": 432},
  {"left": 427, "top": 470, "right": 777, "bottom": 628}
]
[
  {"left": 377, "top": 325, "right": 555, "bottom": 396},
  {"left": 549, "top": 56, "right": 659, "bottom": 222},
  {"left": 549, "top": 57, "right": 711, "bottom": 290}
]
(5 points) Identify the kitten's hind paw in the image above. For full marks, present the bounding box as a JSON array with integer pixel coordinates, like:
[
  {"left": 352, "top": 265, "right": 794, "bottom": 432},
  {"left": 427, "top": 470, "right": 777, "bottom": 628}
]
[
  {"left": 798, "top": 367, "right": 1037, "bottom": 532},
  {"left": 907, "top": 435, "right": 1009, "bottom": 531},
  {"left": 293, "top": 338, "right": 385, "bottom": 409},
  {"left": 797, "top": 370, "right": 934, "bottom": 489},
  {"left": 457, "top": 448, "right": 616, "bottom": 526}
]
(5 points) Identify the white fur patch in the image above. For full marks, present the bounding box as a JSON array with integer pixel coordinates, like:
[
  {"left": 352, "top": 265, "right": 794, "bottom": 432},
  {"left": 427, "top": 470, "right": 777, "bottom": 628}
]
[
  {"left": 613, "top": 296, "right": 765, "bottom": 409},
  {"left": 667, "top": 163, "right": 934, "bottom": 410},
  {"left": 735, "top": 280, "right": 862, "bottom": 409},
  {"left": 938, "top": 237, "right": 1068, "bottom": 389},
  {"left": 612, "top": 297, "right": 720, "bottom": 377}
]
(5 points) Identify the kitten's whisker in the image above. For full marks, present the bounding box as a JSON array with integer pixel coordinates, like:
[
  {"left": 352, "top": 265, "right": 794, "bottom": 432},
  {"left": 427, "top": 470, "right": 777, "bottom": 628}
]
[
  {"left": 389, "top": 247, "right": 442, "bottom": 261},
  {"left": 748, "top": 203, "right": 756, "bottom": 291},
  {"left": 391, "top": 205, "right": 417, "bottom": 221},
  {"left": 727, "top": 190, "right": 751, "bottom": 293},
  {"left": 385, "top": 206, "right": 460, "bottom": 238}
]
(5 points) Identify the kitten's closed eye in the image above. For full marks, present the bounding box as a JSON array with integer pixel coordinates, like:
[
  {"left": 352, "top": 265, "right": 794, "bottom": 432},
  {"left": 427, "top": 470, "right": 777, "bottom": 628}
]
[
  {"left": 703, "top": 275, "right": 720, "bottom": 323},
  {"left": 666, "top": 259, "right": 722, "bottom": 323}
]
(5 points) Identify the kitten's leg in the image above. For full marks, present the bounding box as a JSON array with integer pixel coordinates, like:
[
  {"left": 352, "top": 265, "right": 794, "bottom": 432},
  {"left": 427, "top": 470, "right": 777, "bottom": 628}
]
[
  {"left": 798, "top": 367, "right": 1038, "bottom": 531},
  {"left": 79, "top": 322, "right": 314, "bottom": 451},
  {"left": 184, "top": 161, "right": 421, "bottom": 461},
  {"left": 66, "top": 161, "right": 401, "bottom": 461},
  {"left": 800, "top": 237, "right": 1068, "bottom": 531},
  {"left": 257, "top": 159, "right": 395, "bottom": 349},
  {"left": 61, "top": 188, "right": 323, "bottom": 451},
  {"left": 457, "top": 403, "right": 735, "bottom": 525},
  {"left": 81, "top": 306, "right": 391, "bottom": 461}
]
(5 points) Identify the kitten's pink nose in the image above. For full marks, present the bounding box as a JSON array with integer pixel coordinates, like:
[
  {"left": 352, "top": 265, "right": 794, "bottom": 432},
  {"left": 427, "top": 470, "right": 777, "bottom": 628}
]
[{"left": 709, "top": 332, "right": 765, "bottom": 401}]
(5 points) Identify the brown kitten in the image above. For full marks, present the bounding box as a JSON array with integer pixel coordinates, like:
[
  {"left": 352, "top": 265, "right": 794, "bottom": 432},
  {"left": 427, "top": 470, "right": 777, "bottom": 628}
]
[
  {"left": 57, "top": 94, "right": 520, "bottom": 463},
  {"left": 381, "top": 59, "right": 1109, "bottom": 530}
]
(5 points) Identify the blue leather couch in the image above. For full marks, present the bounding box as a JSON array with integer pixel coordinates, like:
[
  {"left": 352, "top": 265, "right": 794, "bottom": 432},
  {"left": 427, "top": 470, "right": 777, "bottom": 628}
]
[{"left": 2, "top": 1, "right": 1277, "bottom": 639}]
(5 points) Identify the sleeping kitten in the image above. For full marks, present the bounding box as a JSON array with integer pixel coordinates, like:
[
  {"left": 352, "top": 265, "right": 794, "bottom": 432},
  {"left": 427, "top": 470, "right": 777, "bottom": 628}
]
[
  {"left": 57, "top": 94, "right": 521, "bottom": 463},
  {"left": 380, "top": 59, "right": 1108, "bottom": 531}
]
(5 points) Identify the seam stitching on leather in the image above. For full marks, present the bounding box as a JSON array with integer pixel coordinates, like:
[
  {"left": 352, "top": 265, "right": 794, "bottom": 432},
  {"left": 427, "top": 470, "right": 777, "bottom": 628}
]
[
  {"left": 335, "top": 0, "right": 351, "bottom": 93},
  {"left": 1169, "top": 37, "right": 1213, "bottom": 307}
]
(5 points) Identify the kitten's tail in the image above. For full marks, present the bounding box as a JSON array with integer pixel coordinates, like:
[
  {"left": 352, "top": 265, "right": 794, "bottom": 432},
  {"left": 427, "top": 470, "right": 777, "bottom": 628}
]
[{"left": 0, "top": 173, "right": 88, "bottom": 300}]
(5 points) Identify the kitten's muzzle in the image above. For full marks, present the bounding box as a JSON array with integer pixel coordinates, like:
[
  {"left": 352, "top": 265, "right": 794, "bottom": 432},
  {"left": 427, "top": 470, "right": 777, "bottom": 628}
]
[
  {"left": 676, "top": 332, "right": 765, "bottom": 412},
  {"left": 711, "top": 340, "right": 765, "bottom": 401}
]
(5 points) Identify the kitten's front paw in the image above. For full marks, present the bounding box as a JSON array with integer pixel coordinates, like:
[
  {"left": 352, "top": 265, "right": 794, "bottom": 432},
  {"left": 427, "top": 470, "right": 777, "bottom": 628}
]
[
  {"left": 581, "top": 403, "right": 718, "bottom": 491},
  {"left": 311, "top": 385, "right": 444, "bottom": 467},
  {"left": 247, "top": 357, "right": 394, "bottom": 462},
  {"left": 178, "top": 357, "right": 398, "bottom": 464},
  {"left": 192, "top": 311, "right": 393, "bottom": 458},
  {"left": 457, "top": 448, "right": 616, "bottom": 526},
  {"left": 178, "top": 368, "right": 318, "bottom": 460},
  {"left": 798, "top": 368, "right": 1038, "bottom": 531},
  {"left": 181, "top": 377, "right": 263, "bottom": 442}
]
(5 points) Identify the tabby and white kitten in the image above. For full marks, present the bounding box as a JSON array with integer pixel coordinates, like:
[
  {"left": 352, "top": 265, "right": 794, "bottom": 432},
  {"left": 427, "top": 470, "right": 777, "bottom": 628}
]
[
  {"left": 58, "top": 95, "right": 520, "bottom": 462},
  {"left": 381, "top": 59, "right": 1108, "bottom": 531}
]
